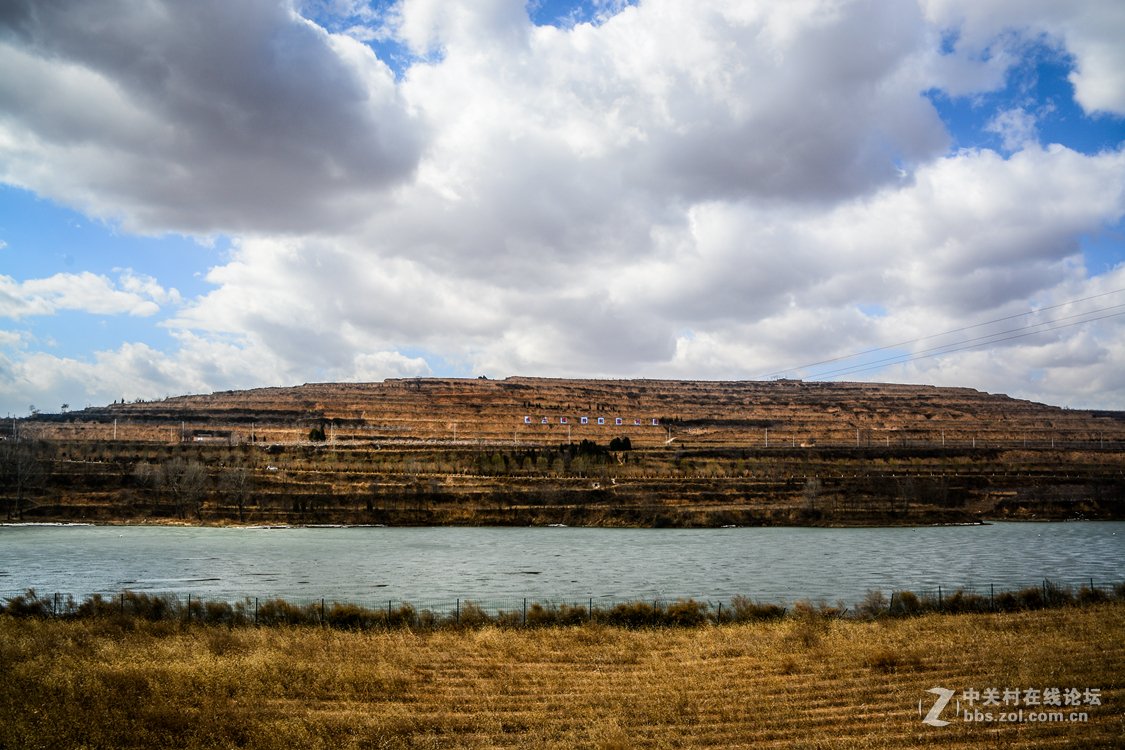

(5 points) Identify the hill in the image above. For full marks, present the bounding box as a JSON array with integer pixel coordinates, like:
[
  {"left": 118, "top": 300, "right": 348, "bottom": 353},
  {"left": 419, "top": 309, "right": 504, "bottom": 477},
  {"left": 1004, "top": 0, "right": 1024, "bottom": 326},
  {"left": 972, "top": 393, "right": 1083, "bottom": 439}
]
[{"left": 6, "top": 377, "right": 1124, "bottom": 526}]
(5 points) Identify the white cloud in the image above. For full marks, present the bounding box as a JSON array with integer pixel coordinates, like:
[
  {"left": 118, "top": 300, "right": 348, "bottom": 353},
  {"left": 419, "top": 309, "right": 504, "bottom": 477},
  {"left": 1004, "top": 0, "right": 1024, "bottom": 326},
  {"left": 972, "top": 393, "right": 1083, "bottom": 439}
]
[
  {"left": 132, "top": 140, "right": 1120, "bottom": 404},
  {"left": 1, "top": 0, "right": 1124, "bottom": 414},
  {"left": 984, "top": 107, "right": 1038, "bottom": 151},
  {"left": 350, "top": 351, "right": 433, "bottom": 381},
  {"left": 0, "top": 329, "right": 24, "bottom": 348},
  {"left": 920, "top": 0, "right": 1125, "bottom": 116},
  {"left": 0, "top": 271, "right": 177, "bottom": 319},
  {"left": 117, "top": 270, "right": 182, "bottom": 307}
]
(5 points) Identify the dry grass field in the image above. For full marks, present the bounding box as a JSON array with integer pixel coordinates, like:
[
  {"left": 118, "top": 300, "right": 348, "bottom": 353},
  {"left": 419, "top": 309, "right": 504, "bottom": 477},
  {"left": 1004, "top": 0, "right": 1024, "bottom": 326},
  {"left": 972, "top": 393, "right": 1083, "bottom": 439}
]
[{"left": 2, "top": 603, "right": 1122, "bottom": 749}]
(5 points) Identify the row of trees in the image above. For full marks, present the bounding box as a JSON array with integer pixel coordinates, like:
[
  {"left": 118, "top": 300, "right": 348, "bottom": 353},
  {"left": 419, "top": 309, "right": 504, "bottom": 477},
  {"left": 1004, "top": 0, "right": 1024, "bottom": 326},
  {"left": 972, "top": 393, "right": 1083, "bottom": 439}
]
[
  {"left": 1, "top": 441, "right": 46, "bottom": 521},
  {"left": 134, "top": 461, "right": 253, "bottom": 521}
]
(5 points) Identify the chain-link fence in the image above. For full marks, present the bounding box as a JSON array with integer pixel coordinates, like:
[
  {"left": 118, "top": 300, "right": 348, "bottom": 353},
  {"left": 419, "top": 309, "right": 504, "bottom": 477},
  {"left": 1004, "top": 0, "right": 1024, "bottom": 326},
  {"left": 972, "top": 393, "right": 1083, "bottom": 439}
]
[{"left": 4, "top": 579, "right": 1123, "bottom": 628}]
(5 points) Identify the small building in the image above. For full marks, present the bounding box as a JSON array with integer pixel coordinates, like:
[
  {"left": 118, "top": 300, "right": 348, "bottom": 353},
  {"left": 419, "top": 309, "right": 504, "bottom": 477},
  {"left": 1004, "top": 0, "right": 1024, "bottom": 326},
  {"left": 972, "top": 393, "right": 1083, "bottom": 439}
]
[{"left": 192, "top": 429, "right": 234, "bottom": 444}]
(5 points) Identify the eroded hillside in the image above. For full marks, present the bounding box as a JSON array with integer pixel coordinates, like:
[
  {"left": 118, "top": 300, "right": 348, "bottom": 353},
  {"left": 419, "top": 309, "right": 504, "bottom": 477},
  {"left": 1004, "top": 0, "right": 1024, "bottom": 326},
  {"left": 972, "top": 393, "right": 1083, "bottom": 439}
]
[{"left": 6, "top": 378, "right": 1124, "bottom": 526}]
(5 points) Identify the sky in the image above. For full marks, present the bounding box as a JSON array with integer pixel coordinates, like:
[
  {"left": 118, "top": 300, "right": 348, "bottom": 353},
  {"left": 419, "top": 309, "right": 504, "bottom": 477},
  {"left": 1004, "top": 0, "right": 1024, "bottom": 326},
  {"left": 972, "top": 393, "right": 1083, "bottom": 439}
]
[{"left": 1, "top": 0, "right": 1124, "bottom": 417}]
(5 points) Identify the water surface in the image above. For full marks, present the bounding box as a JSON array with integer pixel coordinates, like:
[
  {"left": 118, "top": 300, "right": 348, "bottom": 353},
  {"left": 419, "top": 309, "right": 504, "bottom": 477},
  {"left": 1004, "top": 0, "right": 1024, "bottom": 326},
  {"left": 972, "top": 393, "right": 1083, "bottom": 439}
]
[{"left": 1, "top": 522, "right": 1121, "bottom": 607}]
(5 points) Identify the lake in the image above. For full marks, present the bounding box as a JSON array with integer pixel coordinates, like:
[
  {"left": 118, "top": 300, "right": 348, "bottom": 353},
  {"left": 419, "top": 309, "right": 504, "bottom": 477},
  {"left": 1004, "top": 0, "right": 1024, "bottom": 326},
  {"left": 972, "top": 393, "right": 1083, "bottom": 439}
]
[{"left": 1, "top": 522, "right": 1122, "bottom": 608}]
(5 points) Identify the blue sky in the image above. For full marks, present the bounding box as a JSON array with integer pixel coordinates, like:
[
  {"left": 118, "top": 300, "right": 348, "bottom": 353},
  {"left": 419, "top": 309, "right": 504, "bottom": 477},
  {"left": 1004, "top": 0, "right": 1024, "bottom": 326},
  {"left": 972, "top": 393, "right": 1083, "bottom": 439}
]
[{"left": 1, "top": 0, "right": 1124, "bottom": 415}]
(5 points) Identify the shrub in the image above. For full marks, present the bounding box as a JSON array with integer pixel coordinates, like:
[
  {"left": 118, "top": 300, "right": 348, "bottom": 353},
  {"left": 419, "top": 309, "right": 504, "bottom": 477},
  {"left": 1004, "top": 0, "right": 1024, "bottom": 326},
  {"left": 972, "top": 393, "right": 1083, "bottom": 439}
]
[
  {"left": 202, "top": 599, "right": 244, "bottom": 626},
  {"left": 792, "top": 599, "right": 846, "bottom": 619},
  {"left": 526, "top": 602, "right": 556, "bottom": 627},
  {"left": 555, "top": 602, "right": 588, "bottom": 626},
  {"left": 256, "top": 598, "right": 314, "bottom": 626},
  {"left": 600, "top": 601, "right": 659, "bottom": 628},
  {"left": 856, "top": 589, "right": 888, "bottom": 619},
  {"left": 892, "top": 590, "right": 922, "bottom": 615},
  {"left": 1016, "top": 586, "right": 1045, "bottom": 610},
  {"left": 865, "top": 648, "right": 921, "bottom": 673},
  {"left": 388, "top": 603, "right": 416, "bottom": 628},
  {"left": 75, "top": 593, "right": 122, "bottom": 619},
  {"left": 942, "top": 589, "right": 989, "bottom": 614},
  {"left": 728, "top": 595, "right": 786, "bottom": 622},
  {"left": 1, "top": 590, "right": 53, "bottom": 618},
  {"left": 665, "top": 598, "right": 709, "bottom": 626},
  {"left": 1043, "top": 580, "right": 1074, "bottom": 607},
  {"left": 457, "top": 601, "right": 491, "bottom": 627},
  {"left": 124, "top": 591, "right": 180, "bottom": 622},
  {"left": 326, "top": 602, "right": 374, "bottom": 630},
  {"left": 1077, "top": 585, "right": 1110, "bottom": 605}
]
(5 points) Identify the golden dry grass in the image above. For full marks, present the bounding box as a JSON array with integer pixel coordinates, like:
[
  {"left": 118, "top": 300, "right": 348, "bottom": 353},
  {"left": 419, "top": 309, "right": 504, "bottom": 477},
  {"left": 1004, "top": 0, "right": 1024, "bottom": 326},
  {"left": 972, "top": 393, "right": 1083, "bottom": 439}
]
[{"left": 2, "top": 604, "right": 1123, "bottom": 748}]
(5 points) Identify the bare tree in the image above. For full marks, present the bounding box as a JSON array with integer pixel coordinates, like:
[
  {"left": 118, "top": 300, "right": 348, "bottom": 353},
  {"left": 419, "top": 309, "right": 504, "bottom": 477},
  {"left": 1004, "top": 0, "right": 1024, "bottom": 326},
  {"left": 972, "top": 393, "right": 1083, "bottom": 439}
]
[
  {"left": 158, "top": 460, "right": 208, "bottom": 520},
  {"left": 221, "top": 467, "right": 254, "bottom": 523},
  {"left": 803, "top": 477, "right": 822, "bottom": 512},
  {"left": 0, "top": 441, "right": 47, "bottom": 521}
]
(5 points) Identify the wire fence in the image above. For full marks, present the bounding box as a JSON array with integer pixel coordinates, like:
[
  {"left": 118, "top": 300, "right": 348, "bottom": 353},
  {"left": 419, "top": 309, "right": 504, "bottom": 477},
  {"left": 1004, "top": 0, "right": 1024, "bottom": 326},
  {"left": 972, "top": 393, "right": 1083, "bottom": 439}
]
[{"left": 4, "top": 578, "right": 1123, "bottom": 628}]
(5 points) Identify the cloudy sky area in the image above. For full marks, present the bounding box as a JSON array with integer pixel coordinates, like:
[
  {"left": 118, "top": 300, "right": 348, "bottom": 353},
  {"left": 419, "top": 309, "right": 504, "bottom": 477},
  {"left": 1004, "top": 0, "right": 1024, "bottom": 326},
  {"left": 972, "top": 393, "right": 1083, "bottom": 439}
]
[{"left": 1, "top": 0, "right": 1123, "bottom": 416}]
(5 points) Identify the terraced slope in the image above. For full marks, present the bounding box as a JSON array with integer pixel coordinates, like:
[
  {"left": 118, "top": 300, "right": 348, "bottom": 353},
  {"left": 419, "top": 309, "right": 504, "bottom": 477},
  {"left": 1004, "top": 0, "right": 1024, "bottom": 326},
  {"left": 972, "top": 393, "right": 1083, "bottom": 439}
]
[
  {"left": 11, "top": 377, "right": 1124, "bottom": 526},
  {"left": 47, "top": 377, "right": 1125, "bottom": 448}
]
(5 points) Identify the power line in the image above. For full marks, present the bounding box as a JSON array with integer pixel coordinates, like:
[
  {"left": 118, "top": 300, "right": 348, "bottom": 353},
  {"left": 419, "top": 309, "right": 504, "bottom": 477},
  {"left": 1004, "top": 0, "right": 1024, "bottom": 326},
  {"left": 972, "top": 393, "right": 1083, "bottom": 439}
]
[
  {"left": 760, "top": 287, "right": 1125, "bottom": 379},
  {"left": 811, "top": 308, "right": 1125, "bottom": 381},
  {"left": 807, "top": 302, "right": 1125, "bottom": 379},
  {"left": 760, "top": 287, "right": 1125, "bottom": 382}
]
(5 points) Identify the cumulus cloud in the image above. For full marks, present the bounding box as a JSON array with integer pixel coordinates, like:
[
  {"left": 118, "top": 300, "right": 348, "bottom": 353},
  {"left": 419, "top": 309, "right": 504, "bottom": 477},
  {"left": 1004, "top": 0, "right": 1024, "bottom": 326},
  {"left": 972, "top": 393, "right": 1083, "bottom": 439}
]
[
  {"left": 1, "top": 0, "right": 1124, "bottom": 415},
  {"left": 920, "top": 0, "right": 1125, "bottom": 115},
  {"left": 0, "top": 329, "right": 24, "bottom": 347},
  {"left": 984, "top": 108, "right": 1038, "bottom": 151},
  {"left": 0, "top": 270, "right": 177, "bottom": 319},
  {"left": 0, "top": 0, "right": 422, "bottom": 234}
]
